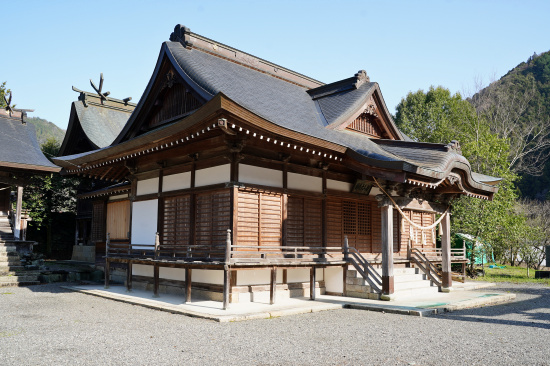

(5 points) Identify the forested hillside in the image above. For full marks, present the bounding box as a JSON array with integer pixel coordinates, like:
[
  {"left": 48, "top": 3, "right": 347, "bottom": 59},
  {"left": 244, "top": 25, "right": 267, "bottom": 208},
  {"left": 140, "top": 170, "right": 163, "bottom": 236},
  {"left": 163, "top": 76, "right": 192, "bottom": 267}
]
[
  {"left": 26, "top": 116, "right": 66, "bottom": 145},
  {"left": 470, "top": 51, "right": 550, "bottom": 199}
]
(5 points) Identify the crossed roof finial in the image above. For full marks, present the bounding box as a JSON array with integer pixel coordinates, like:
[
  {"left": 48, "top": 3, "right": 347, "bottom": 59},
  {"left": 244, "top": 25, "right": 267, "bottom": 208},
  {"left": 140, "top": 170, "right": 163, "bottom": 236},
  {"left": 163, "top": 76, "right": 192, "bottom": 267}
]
[
  {"left": 3, "top": 91, "right": 13, "bottom": 115},
  {"left": 3, "top": 92, "right": 34, "bottom": 123},
  {"left": 90, "top": 73, "right": 111, "bottom": 104}
]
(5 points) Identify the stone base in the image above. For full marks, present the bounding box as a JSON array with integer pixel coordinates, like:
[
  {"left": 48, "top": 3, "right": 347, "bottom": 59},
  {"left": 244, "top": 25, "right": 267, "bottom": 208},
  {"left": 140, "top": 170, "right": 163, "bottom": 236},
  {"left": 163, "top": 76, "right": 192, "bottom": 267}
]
[
  {"left": 130, "top": 278, "right": 325, "bottom": 303},
  {"left": 441, "top": 286, "right": 454, "bottom": 293},
  {"left": 380, "top": 293, "right": 396, "bottom": 301},
  {"left": 71, "top": 245, "right": 95, "bottom": 263}
]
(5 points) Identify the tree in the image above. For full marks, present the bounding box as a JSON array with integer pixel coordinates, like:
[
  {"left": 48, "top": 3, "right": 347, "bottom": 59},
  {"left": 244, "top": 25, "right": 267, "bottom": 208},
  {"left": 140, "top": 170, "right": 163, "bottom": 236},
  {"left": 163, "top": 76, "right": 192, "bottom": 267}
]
[
  {"left": 395, "top": 86, "right": 522, "bottom": 268},
  {"left": 469, "top": 75, "right": 550, "bottom": 176},
  {"left": 0, "top": 81, "right": 11, "bottom": 109},
  {"left": 394, "top": 86, "right": 477, "bottom": 144},
  {"left": 23, "top": 138, "right": 81, "bottom": 258},
  {"left": 517, "top": 198, "right": 550, "bottom": 270}
]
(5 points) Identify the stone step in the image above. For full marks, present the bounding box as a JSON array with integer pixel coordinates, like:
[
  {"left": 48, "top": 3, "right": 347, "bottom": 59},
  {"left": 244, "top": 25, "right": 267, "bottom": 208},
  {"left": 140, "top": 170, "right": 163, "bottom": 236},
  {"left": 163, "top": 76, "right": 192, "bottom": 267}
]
[
  {"left": 0, "top": 281, "right": 41, "bottom": 287},
  {"left": 0, "top": 273, "right": 39, "bottom": 281},
  {"left": 0, "top": 265, "right": 25, "bottom": 272},
  {"left": 394, "top": 279, "right": 435, "bottom": 291},
  {"left": 0, "top": 246, "right": 17, "bottom": 253},
  {"left": 0, "top": 253, "right": 20, "bottom": 260},
  {"left": 347, "top": 267, "right": 420, "bottom": 278}
]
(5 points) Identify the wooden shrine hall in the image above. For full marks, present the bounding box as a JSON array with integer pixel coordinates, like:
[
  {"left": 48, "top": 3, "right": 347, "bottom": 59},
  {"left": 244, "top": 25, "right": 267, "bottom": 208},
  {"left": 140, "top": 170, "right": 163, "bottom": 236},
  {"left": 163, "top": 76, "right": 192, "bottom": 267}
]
[
  {"left": 54, "top": 25, "right": 500, "bottom": 308},
  {"left": 0, "top": 106, "right": 60, "bottom": 243}
]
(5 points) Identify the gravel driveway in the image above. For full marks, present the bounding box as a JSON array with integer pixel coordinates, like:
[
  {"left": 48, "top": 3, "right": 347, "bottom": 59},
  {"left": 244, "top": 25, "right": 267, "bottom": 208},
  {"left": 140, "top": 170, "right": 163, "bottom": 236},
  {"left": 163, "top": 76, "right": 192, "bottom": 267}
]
[{"left": 1, "top": 282, "right": 548, "bottom": 365}]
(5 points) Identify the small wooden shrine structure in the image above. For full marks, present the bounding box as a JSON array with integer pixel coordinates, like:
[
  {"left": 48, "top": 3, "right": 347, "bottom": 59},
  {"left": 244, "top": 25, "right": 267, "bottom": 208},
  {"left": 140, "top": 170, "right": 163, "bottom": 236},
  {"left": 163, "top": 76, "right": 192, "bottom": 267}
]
[
  {"left": 0, "top": 107, "right": 60, "bottom": 242},
  {"left": 54, "top": 25, "right": 499, "bottom": 306}
]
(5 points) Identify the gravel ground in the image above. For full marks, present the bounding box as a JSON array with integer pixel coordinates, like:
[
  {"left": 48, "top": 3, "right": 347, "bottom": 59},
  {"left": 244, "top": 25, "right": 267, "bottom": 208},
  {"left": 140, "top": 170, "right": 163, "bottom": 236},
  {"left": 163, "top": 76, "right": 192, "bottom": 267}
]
[{"left": 0, "top": 282, "right": 549, "bottom": 366}]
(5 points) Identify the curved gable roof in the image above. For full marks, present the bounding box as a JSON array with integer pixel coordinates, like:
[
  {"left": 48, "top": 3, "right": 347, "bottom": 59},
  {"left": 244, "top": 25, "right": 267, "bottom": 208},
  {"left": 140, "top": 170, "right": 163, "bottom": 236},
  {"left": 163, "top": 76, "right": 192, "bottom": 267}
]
[
  {"left": 59, "top": 92, "right": 135, "bottom": 157},
  {"left": 0, "top": 114, "right": 59, "bottom": 172}
]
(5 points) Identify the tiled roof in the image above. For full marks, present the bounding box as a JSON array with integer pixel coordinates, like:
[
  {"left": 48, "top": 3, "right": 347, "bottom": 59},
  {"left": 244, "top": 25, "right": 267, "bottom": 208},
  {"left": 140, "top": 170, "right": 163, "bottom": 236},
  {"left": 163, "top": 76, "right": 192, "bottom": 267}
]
[
  {"left": 166, "top": 42, "right": 396, "bottom": 163},
  {"left": 0, "top": 115, "right": 59, "bottom": 171},
  {"left": 74, "top": 102, "right": 131, "bottom": 148}
]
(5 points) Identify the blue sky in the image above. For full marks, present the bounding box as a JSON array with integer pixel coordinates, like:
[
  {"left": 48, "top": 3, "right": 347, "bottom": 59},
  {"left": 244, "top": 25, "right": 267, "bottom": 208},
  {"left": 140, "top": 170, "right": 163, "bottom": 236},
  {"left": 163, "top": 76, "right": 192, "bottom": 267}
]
[{"left": 2, "top": 0, "right": 549, "bottom": 130}]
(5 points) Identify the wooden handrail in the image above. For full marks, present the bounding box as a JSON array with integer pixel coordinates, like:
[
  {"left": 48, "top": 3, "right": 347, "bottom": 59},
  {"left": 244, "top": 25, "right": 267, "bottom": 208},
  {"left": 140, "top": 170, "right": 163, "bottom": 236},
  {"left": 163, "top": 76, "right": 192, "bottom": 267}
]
[
  {"left": 344, "top": 236, "right": 382, "bottom": 293},
  {"left": 410, "top": 248, "right": 442, "bottom": 287}
]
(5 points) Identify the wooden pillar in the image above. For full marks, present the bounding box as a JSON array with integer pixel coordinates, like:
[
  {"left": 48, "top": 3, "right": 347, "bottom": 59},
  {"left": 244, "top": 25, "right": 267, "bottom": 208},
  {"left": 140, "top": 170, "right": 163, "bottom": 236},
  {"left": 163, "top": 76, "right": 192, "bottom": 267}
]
[
  {"left": 223, "top": 229, "right": 231, "bottom": 310},
  {"left": 14, "top": 186, "right": 23, "bottom": 240},
  {"left": 381, "top": 204, "right": 395, "bottom": 300},
  {"left": 104, "top": 260, "right": 110, "bottom": 289},
  {"left": 310, "top": 267, "right": 316, "bottom": 300},
  {"left": 342, "top": 264, "right": 347, "bottom": 296},
  {"left": 270, "top": 267, "right": 277, "bottom": 305},
  {"left": 104, "top": 233, "right": 110, "bottom": 289},
  {"left": 441, "top": 212, "right": 453, "bottom": 292},
  {"left": 153, "top": 264, "right": 160, "bottom": 298},
  {"left": 126, "top": 262, "right": 133, "bottom": 292},
  {"left": 185, "top": 268, "right": 192, "bottom": 303}
]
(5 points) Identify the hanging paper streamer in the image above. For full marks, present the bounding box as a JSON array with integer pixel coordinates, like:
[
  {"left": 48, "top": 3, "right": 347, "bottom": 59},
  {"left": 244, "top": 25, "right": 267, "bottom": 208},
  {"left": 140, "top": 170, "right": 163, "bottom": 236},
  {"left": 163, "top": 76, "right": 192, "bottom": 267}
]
[{"left": 432, "top": 228, "right": 436, "bottom": 244}]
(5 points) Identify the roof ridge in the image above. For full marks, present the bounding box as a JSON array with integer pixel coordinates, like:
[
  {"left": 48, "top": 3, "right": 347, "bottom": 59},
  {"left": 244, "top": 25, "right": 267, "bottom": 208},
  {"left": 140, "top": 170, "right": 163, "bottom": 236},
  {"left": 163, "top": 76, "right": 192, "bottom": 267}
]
[{"left": 169, "top": 24, "right": 324, "bottom": 89}]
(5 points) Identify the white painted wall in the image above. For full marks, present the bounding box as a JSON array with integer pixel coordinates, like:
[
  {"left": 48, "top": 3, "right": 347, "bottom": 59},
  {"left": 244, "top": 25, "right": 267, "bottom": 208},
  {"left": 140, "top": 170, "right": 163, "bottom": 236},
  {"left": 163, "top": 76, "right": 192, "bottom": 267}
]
[
  {"left": 286, "top": 268, "right": 323, "bottom": 282},
  {"left": 192, "top": 269, "right": 224, "bottom": 285},
  {"left": 163, "top": 172, "right": 191, "bottom": 192},
  {"left": 159, "top": 267, "right": 186, "bottom": 281},
  {"left": 327, "top": 179, "right": 352, "bottom": 192},
  {"left": 288, "top": 173, "right": 322, "bottom": 193},
  {"left": 235, "top": 269, "right": 283, "bottom": 286},
  {"left": 136, "top": 178, "right": 159, "bottom": 196},
  {"left": 108, "top": 194, "right": 129, "bottom": 201},
  {"left": 195, "top": 164, "right": 230, "bottom": 187},
  {"left": 324, "top": 267, "right": 344, "bottom": 293},
  {"left": 131, "top": 199, "right": 158, "bottom": 246},
  {"left": 239, "top": 164, "right": 283, "bottom": 188},
  {"left": 132, "top": 264, "right": 154, "bottom": 277}
]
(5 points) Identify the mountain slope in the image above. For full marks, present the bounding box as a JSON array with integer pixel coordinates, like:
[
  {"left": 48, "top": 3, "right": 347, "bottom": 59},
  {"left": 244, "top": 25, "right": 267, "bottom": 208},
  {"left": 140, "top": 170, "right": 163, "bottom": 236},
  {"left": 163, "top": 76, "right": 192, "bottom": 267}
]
[
  {"left": 470, "top": 50, "right": 550, "bottom": 199},
  {"left": 26, "top": 116, "right": 66, "bottom": 145}
]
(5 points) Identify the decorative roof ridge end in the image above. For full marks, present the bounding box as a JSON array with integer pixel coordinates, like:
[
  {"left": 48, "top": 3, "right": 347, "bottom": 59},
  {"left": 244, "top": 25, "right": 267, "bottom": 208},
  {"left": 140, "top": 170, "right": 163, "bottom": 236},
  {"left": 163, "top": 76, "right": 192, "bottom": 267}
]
[{"left": 169, "top": 24, "right": 324, "bottom": 89}]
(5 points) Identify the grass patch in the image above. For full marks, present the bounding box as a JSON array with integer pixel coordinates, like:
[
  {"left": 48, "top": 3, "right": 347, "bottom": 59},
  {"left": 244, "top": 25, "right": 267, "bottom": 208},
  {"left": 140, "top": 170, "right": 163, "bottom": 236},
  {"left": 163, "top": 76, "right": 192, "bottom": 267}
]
[{"left": 473, "top": 264, "right": 550, "bottom": 286}]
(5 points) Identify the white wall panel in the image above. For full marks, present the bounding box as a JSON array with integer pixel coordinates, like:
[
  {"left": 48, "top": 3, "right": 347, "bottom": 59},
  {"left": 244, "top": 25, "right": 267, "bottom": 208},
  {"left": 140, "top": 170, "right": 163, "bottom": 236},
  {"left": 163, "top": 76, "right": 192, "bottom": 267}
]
[
  {"left": 132, "top": 264, "right": 154, "bottom": 277},
  {"left": 131, "top": 199, "right": 158, "bottom": 246},
  {"left": 327, "top": 179, "right": 352, "bottom": 192},
  {"left": 239, "top": 164, "right": 283, "bottom": 188},
  {"left": 288, "top": 173, "right": 322, "bottom": 193},
  {"left": 324, "top": 267, "right": 343, "bottom": 293},
  {"left": 162, "top": 172, "right": 191, "bottom": 192},
  {"left": 108, "top": 194, "right": 129, "bottom": 201},
  {"left": 195, "top": 164, "right": 230, "bottom": 187},
  {"left": 193, "top": 269, "right": 224, "bottom": 285},
  {"left": 136, "top": 178, "right": 159, "bottom": 196},
  {"left": 159, "top": 267, "right": 186, "bottom": 281}
]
